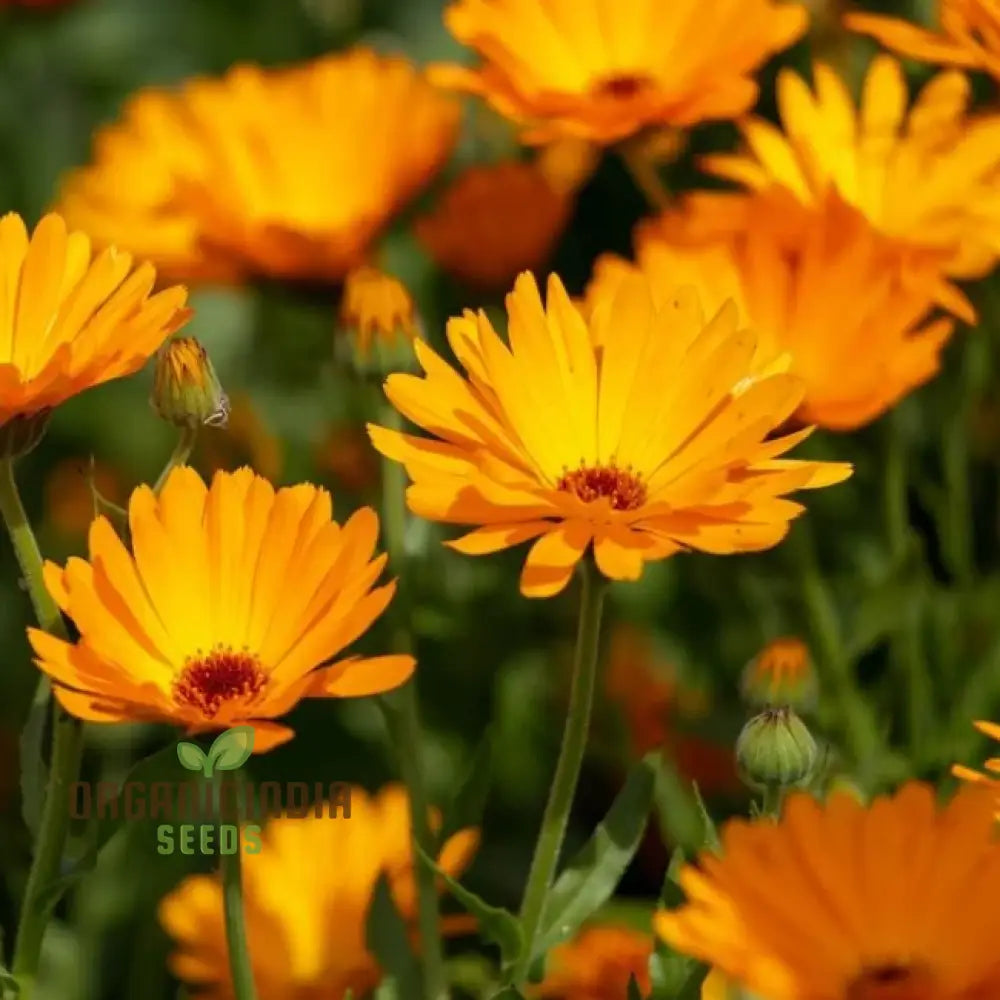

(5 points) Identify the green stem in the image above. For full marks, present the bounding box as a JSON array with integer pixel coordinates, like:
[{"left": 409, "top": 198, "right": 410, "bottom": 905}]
[
  {"left": 619, "top": 141, "right": 671, "bottom": 211},
  {"left": 795, "top": 527, "right": 879, "bottom": 773},
  {"left": 760, "top": 785, "right": 784, "bottom": 819},
  {"left": 377, "top": 402, "right": 445, "bottom": 1000},
  {"left": 216, "top": 778, "right": 257, "bottom": 1000},
  {"left": 943, "top": 406, "right": 973, "bottom": 586},
  {"left": 153, "top": 426, "right": 198, "bottom": 494},
  {"left": 513, "top": 559, "right": 606, "bottom": 985},
  {"left": 0, "top": 459, "right": 84, "bottom": 998}
]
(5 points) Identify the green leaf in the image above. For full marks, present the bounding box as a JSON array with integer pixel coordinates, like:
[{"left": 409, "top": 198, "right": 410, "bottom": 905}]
[
  {"left": 690, "top": 783, "right": 721, "bottom": 854},
  {"left": 438, "top": 726, "right": 493, "bottom": 847},
  {"left": 650, "top": 750, "right": 705, "bottom": 853},
  {"left": 658, "top": 847, "right": 686, "bottom": 910},
  {"left": 176, "top": 742, "right": 207, "bottom": 773},
  {"left": 415, "top": 845, "right": 523, "bottom": 973},
  {"left": 648, "top": 947, "right": 706, "bottom": 1000},
  {"left": 532, "top": 753, "right": 657, "bottom": 961},
  {"left": 207, "top": 726, "right": 255, "bottom": 773},
  {"left": 627, "top": 973, "right": 645, "bottom": 1000},
  {"left": 487, "top": 989, "right": 527, "bottom": 1000},
  {"left": 365, "top": 874, "right": 422, "bottom": 1000},
  {"left": 19, "top": 678, "right": 51, "bottom": 838}
]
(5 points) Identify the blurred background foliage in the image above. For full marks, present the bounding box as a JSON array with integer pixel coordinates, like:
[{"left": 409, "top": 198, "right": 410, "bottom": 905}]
[{"left": 2, "top": 0, "right": 1000, "bottom": 996}]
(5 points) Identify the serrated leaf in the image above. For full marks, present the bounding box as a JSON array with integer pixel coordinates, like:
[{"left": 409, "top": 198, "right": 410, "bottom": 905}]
[
  {"left": 365, "top": 874, "right": 421, "bottom": 1000},
  {"left": 19, "top": 678, "right": 51, "bottom": 838},
  {"left": 627, "top": 973, "right": 645, "bottom": 1000},
  {"left": 207, "top": 726, "right": 255, "bottom": 773},
  {"left": 415, "top": 846, "right": 523, "bottom": 973},
  {"left": 176, "top": 742, "right": 207, "bottom": 773},
  {"left": 438, "top": 726, "right": 493, "bottom": 847},
  {"left": 532, "top": 753, "right": 657, "bottom": 961}
]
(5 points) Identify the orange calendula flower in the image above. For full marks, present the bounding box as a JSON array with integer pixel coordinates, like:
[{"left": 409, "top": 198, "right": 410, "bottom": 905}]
[
  {"left": 953, "top": 719, "right": 1000, "bottom": 792},
  {"left": 741, "top": 636, "right": 817, "bottom": 710},
  {"left": 369, "top": 271, "right": 851, "bottom": 598},
  {"left": 415, "top": 160, "right": 574, "bottom": 292},
  {"left": 28, "top": 466, "right": 414, "bottom": 751},
  {"left": 847, "top": 0, "right": 1000, "bottom": 82},
  {"left": 702, "top": 55, "right": 1000, "bottom": 279},
  {"left": 654, "top": 782, "right": 1000, "bottom": 1000},
  {"left": 56, "top": 50, "right": 460, "bottom": 283},
  {"left": 587, "top": 190, "right": 964, "bottom": 430},
  {"left": 160, "top": 785, "right": 479, "bottom": 998},
  {"left": 533, "top": 924, "right": 653, "bottom": 999},
  {"left": 431, "top": 0, "right": 808, "bottom": 144},
  {"left": 0, "top": 212, "right": 190, "bottom": 439}
]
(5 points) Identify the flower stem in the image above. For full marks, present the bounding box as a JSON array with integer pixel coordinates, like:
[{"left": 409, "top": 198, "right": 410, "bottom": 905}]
[
  {"left": 619, "top": 141, "right": 671, "bottom": 211},
  {"left": 153, "top": 425, "right": 198, "bottom": 494},
  {"left": 377, "top": 402, "right": 445, "bottom": 1000},
  {"left": 513, "top": 559, "right": 606, "bottom": 985},
  {"left": 0, "top": 458, "right": 84, "bottom": 998},
  {"left": 760, "top": 785, "right": 784, "bottom": 820}
]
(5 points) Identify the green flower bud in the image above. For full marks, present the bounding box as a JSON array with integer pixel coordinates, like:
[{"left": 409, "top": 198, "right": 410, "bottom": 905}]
[
  {"left": 151, "top": 337, "right": 229, "bottom": 429},
  {"left": 736, "top": 707, "right": 817, "bottom": 792}
]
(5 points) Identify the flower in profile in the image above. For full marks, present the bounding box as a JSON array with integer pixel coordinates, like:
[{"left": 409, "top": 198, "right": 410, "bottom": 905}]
[
  {"left": 415, "top": 160, "right": 574, "bottom": 291},
  {"left": 654, "top": 782, "right": 1000, "bottom": 1000},
  {"left": 702, "top": 55, "right": 1000, "bottom": 278},
  {"left": 56, "top": 50, "right": 460, "bottom": 283},
  {"left": 532, "top": 924, "right": 652, "bottom": 999},
  {"left": 0, "top": 212, "right": 190, "bottom": 448},
  {"left": 586, "top": 190, "right": 965, "bottom": 430},
  {"left": 28, "top": 466, "right": 414, "bottom": 751},
  {"left": 741, "top": 636, "right": 817, "bottom": 710},
  {"left": 370, "top": 270, "right": 851, "bottom": 598},
  {"left": 159, "top": 784, "right": 478, "bottom": 998},
  {"left": 194, "top": 392, "right": 282, "bottom": 483},
  {"left": 151, "top": 336, "right": 230, "bottom": 428},
  {"left": 338, "top": 265, "right": 420, "bottom": 374},
  {"left": 847, "top": 1, "right": 1000, "bottom": 82},
  {"left": 953, "top": 719, "right": 1000, "bottom": 794},
  {"left": 430, "top": 0, "right": 808, "bottom": 143},
  {"left": 44, "top": 458, "right": 125, "bottom": 540},
  {"left": 605, "top": 625, "right": 739, "bottom": 793}
]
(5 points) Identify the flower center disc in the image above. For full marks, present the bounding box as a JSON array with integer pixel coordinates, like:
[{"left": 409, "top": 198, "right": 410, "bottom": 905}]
[
  {"left": 592, "top": 73, "right": 653, "bottom": 100},
  {"left": 173, "top": 647, "right": 268, "bottom": 719},
  {"left": 847, "top": 965, "right": 937, "bottom": 1000},
  {"left": 557, "top": 463, "right": 647, "bottom": 511}
]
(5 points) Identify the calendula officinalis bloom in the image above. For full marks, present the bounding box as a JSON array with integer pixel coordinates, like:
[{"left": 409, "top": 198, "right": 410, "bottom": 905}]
[
  {"left": 369, "top": 270, "right": 851, "bottom": 598},
  {"left": 953, "top": 719, "right": 1000, "bottom": 794},
  {"left": 586, "top": 190, "right": 964, "bottom": 430},
  {"left": 430, "top": 0, "right": 808, "bottom": 143},
  {"left": 702, "top": 55, "right": 1000, "bottom": 279},
  {"left": 532, "top": 924, "right": 653, "bottom": 999},
  {"left": 655, "top": 782, "right": 1000, "bottom": 1000},
  {"left": 56, "top": 49, "right": 460, "bottom": 283},
  {"left": 160, "top": 785, "right": 479, "bottom": 999},
  {"left": 741, "top": 635, "right": 817, "bottom": 710},
  {"left": 0, "top": 212, "right": 190, "bottom": 437},
  {"left": 338, "top": 265, "right": 420, "bottom": 373},
  {"left": 847, "top": 0, "right": 1000, "bottom": 83},
  {"left": 28, "top": 466, "right": 414, "bottom": 751},
  {"left": 414, "top": 160, "right": 574, "bottom": 291}
]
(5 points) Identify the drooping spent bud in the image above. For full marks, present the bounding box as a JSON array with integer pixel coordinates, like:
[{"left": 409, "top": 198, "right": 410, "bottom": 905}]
[
  {"left": 151, "top": 337, "right": 229, "bottom": 429},
  {"left": 736, "top": 707, "right": 818, "bottom": 792},
  {"left": 741, "top": 636, "right": 817, "bottom": 712},
  {"left": 337, "top": 265, "right": 420, "bottom": 376}
]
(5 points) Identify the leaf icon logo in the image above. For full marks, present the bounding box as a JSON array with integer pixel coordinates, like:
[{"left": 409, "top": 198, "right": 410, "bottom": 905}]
[{"left": 176, "top": 726, "right": 255, "bottom": 777}]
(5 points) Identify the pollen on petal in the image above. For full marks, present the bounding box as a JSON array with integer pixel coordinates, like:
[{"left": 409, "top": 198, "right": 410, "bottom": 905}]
[{"left": 557, "top": 463, "right": 647, "bottom": 511}]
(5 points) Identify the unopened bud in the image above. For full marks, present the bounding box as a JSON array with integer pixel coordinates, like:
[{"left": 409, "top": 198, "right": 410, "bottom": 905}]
[
  {"left": 151, "top": 337, "right": 229, "bottom": 429},
  {"left": 337, "top": 265, "right": 420, "bottom": 377},
  {"left": 736, "top": 707, "right": 817, "bottom": 792},
  {"left": 741, "top": 637, "right": 817, "bottom": 711}
]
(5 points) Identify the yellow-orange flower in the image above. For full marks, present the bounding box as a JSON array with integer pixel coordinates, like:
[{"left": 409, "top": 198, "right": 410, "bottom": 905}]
[
  {"left": 847, "top": 1, "right": 1000, "bottom": 82},
  {"left": 953, "top": 719, "right": 1000, "bottom": 792},
  {"left": 533, "top": 924, "right": 653, "bottom": 999},
  {"left": 28, "top": 466, "right": 414, "bottom": 751},
  {"left": 369, "top": 271, "right": 851, "bottom": 598},
  {"left": 56, "top": 50, "right": 460, "bottom": 283},
  {"left": 415, "top": 161, "right": 573, "bottom": 291},
  {"left": 159, "top": 784, "right": 478, "bottom": 999},
  {"left": 741, "top": 636, "right": 817, "bottom": 709},
  {"left": 194, "top": 392, "right": 283, "bottom": 483},
  {"left": 0, "top": 212, "right": 189, "bottom": 431},
  {"left": 430, "top": 0, "right": 808, "bottom": 144},
  {"left": 702, "top": 55, "right": 1000, "bottom": 278},
  {"left": 339, "top": 265, "right": 420, "bottom": 369},
  {"left": 655, "top": 782, "right": 1000, "bottom": 1000},
  {"left": 587, "top": 190, "right": 963, "bottom": 430}
]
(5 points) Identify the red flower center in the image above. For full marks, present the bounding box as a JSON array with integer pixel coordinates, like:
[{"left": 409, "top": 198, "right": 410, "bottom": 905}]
[
  {"left": 847, "top": 965, "right": 937, "bottom": 1000},
  {"left": 173, "top": 647, "right": 268, "bottom": 719},
  {"left": 592, "top": 73, "right": 653, "bottom": 100},
  {"left": 557, "top": 463, "right": 647, "bottom": 511}
]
